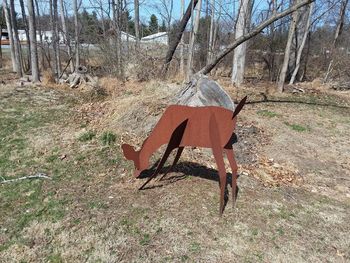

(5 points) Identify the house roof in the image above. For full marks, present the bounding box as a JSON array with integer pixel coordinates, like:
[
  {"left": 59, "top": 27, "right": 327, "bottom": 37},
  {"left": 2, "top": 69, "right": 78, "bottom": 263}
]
[{"left": 141, "top": 32, "right": 168, "bottom": 41}]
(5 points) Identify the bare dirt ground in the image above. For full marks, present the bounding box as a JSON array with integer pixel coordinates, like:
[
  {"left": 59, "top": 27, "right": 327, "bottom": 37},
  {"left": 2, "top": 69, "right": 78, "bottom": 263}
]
[{"left": 0, "top": 70, "right": 349, "bottom": 262}]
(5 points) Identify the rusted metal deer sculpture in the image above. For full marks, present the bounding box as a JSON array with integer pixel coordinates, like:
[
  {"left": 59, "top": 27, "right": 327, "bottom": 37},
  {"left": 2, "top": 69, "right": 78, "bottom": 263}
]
[{"left": 122, "top": 96, "right": 247, "bottom": 215}]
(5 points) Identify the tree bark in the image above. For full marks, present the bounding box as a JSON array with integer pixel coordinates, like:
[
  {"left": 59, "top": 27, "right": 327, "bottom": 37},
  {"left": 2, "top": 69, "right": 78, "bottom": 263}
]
[
  {"left": 0, "top": 28, "right": 2, "bottom": 68},
  {"left": 197, "top": 0, "right": 314, "bottom": 76},
  {"left": 278, "top": 5, "right": 299, "bottom": 92},
  {"left": 9, "top": 0, "right": 23, "bottom": 76},
  {"left": 59, "top": 0, "right": 74, "bottom": 73},
  {"left": 179, "top": 0, "right": 185, "bottom": 75},
  {"left": 50, "top": 0, "right": 59, "bottom": 79},
  {"left": 73, "top": 0, "right": 80, "bottom": 70},
  {"left": 27, "top": 0, "right": 40, "bottom": 81},
  {"left": 19, "top": 0, "right": 31, "bottom": 70},
  {"left": 212, "top": 0, "right": 222, "bottom": 59},
  {"left": 186, "top": 0, "right": 202, "bottom": 80},
  {"left": 231, "top": 0, "right": 253, "bottom": 86},
  {"left": 35, "top": 0, "right": 44, "bottom": 70},
  {"left": 162, "top": 0, "right": 199, "bottom": 73},
  {"left": 134, "top": 0, "right": 140, "bottom": 49},
  {"left": 2, "top": 0, "right": 16, "bottom": 72},
  {"left": 332, "top": 0, "right": 348, "bottom": 47},
  {"left": 112, "top": 0, "right": 124, "bottom": 79},
  {"left": 207, "top": 0, "right": 215, "bottom": 65},
  {"left": 54, "top": 0, "right": 61, "bottom": 77},
  {"left": 324, "top": 0, "right": 349, "bottom": 83},
  {"left": 289, "top": 2, "right": 313, "bottom": 84}
]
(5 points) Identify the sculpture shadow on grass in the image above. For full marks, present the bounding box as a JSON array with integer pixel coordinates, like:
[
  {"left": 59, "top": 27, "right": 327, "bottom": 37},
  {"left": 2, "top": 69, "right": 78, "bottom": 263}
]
[{"left": 137, "top": 160, "right": 240, "bottom": 210}]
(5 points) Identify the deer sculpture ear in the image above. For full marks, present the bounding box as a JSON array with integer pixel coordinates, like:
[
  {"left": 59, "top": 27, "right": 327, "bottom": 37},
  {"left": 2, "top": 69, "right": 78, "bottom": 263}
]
[
  {"left": 121, "top": 144, "right": 137, "bottom": 161},
  {"left": 232, "top": 96, "right": 248, "bottom": 119}
]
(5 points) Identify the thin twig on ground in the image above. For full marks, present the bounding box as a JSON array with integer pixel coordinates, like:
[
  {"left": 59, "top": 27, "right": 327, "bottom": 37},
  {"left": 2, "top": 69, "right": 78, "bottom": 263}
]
[{"left": 0, "top": 173, "right": 51, "bottom": 184}]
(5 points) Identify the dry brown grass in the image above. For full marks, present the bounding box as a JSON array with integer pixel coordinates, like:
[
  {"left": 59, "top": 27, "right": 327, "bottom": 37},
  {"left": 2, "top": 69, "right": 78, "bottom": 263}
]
[
  {"left": 41, "top": 69, "right": 56, "bottom": 86},
  {"left": 1, "top": 74, "right": 350, "bottom": 262}
]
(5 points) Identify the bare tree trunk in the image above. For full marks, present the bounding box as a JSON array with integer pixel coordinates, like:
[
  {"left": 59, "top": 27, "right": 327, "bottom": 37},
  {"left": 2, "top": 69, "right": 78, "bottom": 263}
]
[
  {"left": 35, "top": 0, "right": 44, "bottom": 70},
  {"left": 300, "top": 31, "right": 311, "bottom": 81},
  {"left": 167, "top": 0, "right": 173, "bottom": 45},
  {"left": 332, "top": 0, "right": 348, "bottom": 47},
  {"left": 50, "top": 0, "right": 58, "bottom": 79},
  {"left": 124, "top": 0, "right": 130, "bottom": 58},
  {"left": 207, "top": 0, "right": 215, "bottom": 65},
  {"left": 73, "top": 0, "right": 80, "bottom": 70},
  {"left": 197, "top": 0, "right": 314, "bottom": 75},
  {"left": 180, "top": 0, "right": 185, "bottom": 75},
  {"left": 231, "top": 0, "right": 253, "bottom": 86},
  {"left": 0, "top": 28, "right": 2, "bottom": 68},
  {"left": 19, "top": 0, "right": 31, "bottom": 70},
  {"left": 212, "top": 0, "right": 221, "bottom": 54},
  {"left": 187, "top": 0, "right": 202, "bottom": 80},
  {"left": 54, "top": 0, "right": 61, "bottom": 77},
  {"left": 134, "top": 0, "right": 140, "bottom": 49},
  {"left": 289, "top": 2, "right": 313, "bottom": 84},
  {"left": 277, "top": 3, "right": 299, "bottom": 92},
  {"left": 27, "top": 0, "right": 40, "bottom": 81},
  {"left": 324, "top": 0, "right": 348, "bottom": 82},
  {"left": 162, "top": 0, "right": 199, "bottom": 73},
  {"left": 2, "top": 0, "right": 16, "bottom": 72},
  {"left": 59, "top": 0, "right": 74, "bottom": 73},
  {"left": 9, "top": 0, "right": 23, "bottom": 76},
  {"left": 112, "top": 0, "right": 124, "bottom": 79}
]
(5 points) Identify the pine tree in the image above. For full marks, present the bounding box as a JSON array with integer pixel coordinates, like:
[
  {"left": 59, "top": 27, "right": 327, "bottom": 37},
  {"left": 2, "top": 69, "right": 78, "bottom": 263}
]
[{"left": 149, "top": 14, "right": 159, "bottom": 34}]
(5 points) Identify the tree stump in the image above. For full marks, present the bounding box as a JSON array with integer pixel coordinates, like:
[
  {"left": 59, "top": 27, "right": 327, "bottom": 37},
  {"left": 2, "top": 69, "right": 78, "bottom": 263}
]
[{"left": 61, "top": 65, "right": 98, "bottom": 88}]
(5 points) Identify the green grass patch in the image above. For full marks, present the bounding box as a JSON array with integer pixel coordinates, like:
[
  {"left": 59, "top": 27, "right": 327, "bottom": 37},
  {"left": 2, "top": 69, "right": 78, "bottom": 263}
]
[
  {"left": 257, "top": 110, "right": 278, "bottom": 118},
  {"left": 100, "top": 131, "right": 117, "bottom": 145},
  {"left": 47, "top": 253, "right": 64, "bottom": 263},
  {"left": 284, "top": 122, "right": 310, "bottom": 132},
  {"left": 278, "top": 207, "right": 296, "bottom": 219},
  {"left": 78, "top": 130, "right": 96, "bottom": 142},
  {"left": 88, "top": 201, "right": 108, "bottom": 210},
  {"left": 189, "top": 242, "right": 201, "bottom": 253},
  {"left": 140, "top": 233, "right": 151, "bottom": 246}
]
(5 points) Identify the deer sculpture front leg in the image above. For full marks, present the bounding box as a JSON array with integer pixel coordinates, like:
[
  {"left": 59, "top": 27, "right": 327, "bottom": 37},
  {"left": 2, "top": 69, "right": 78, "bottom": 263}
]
[
  {"left": 138, "top": 120, "right": 188, "bottom": 190},
  {"left": 158, "top": 146, "right": 184, "bottom": 181},
  {"left": 209, "top": 114, "right": 228, "bottom": 215}
]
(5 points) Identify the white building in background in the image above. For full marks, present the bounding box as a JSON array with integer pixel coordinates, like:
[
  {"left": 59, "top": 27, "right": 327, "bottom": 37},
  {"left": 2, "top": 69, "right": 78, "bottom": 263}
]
[
  {"left": 141, "top": 32, "right": 168, "bottom": 45},
  {"left": 12, "top": 29, "right": 64, "bottom": 44},
  {"left": 121, "top": 31, "right": 136, "bottom": 42}
]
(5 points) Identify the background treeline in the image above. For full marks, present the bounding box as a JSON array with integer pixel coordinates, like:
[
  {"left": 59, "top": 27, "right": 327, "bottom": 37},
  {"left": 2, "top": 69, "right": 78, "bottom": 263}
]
[{"left": 0, "top": 0, "right": 349, "bottom": 91}]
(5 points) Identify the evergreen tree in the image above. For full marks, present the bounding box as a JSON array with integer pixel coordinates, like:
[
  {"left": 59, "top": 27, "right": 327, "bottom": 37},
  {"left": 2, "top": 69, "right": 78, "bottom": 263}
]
[
  {"left": 149, "top": 14, "right": 158, "bottom": 34},
  {"left": 160, "top": 19, "right": 166, "bottom": 32},
  {"left": 79, "top": 9, "right": 101, "bottom": 44}
]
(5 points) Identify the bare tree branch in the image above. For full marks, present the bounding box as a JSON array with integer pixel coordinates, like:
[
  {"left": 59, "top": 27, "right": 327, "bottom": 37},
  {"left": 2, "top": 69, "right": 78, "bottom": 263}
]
[
  {"left": 198, "top": 0, "right": 314, "bottom": 75},
  {"left": 162, "top": 0, "right": 199, "bottom": 73}
]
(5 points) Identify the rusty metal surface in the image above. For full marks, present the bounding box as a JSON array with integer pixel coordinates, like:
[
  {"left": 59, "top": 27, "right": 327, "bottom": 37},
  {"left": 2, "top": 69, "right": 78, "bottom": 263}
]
[{"left": 122, "top": 96, "right": 247, "bottom": 215}]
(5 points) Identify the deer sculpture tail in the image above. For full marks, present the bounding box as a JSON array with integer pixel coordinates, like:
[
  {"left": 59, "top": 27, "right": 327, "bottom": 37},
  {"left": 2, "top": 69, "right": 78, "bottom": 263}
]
[
  {"left": 121, "top": 144, "right": 141, "bottom": 177},
  {"left": 232, "top": 96, "right": 248, "bottom": 119}
]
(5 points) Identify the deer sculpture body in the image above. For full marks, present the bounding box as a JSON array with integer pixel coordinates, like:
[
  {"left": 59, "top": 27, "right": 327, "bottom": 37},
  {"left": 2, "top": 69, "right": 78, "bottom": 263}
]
[{"left": 122, "top": 96, "right": 247, "bottom": 215}]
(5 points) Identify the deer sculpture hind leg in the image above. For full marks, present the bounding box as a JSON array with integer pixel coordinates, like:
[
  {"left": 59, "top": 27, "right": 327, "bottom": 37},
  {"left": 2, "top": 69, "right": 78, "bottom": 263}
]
[
  {"left": 138, "top": 120, "right": 188, "bottom": 190},
  {"left": 209, "top": 114, "right": 228, "bottom": 216},
  {"left": 224, "top": 147, "right": 238, "bottom": 208},
  {"left": 158, "top": 146, "right": 184, "bottom": 181}
]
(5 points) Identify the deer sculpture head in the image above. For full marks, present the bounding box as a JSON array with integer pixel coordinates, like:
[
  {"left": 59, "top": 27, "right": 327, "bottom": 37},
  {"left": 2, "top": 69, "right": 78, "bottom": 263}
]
[{"left": 121, "top": 144, "right": 142, "bottom": 178}]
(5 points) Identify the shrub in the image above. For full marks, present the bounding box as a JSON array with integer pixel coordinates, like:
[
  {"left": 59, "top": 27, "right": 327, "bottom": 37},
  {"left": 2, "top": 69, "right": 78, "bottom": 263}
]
[
  {"left": 100, "top": 131, "right": 117, "bottom": 145},
  {"left": 78, "top": 131, "right": 96, "bottom": 142}
]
